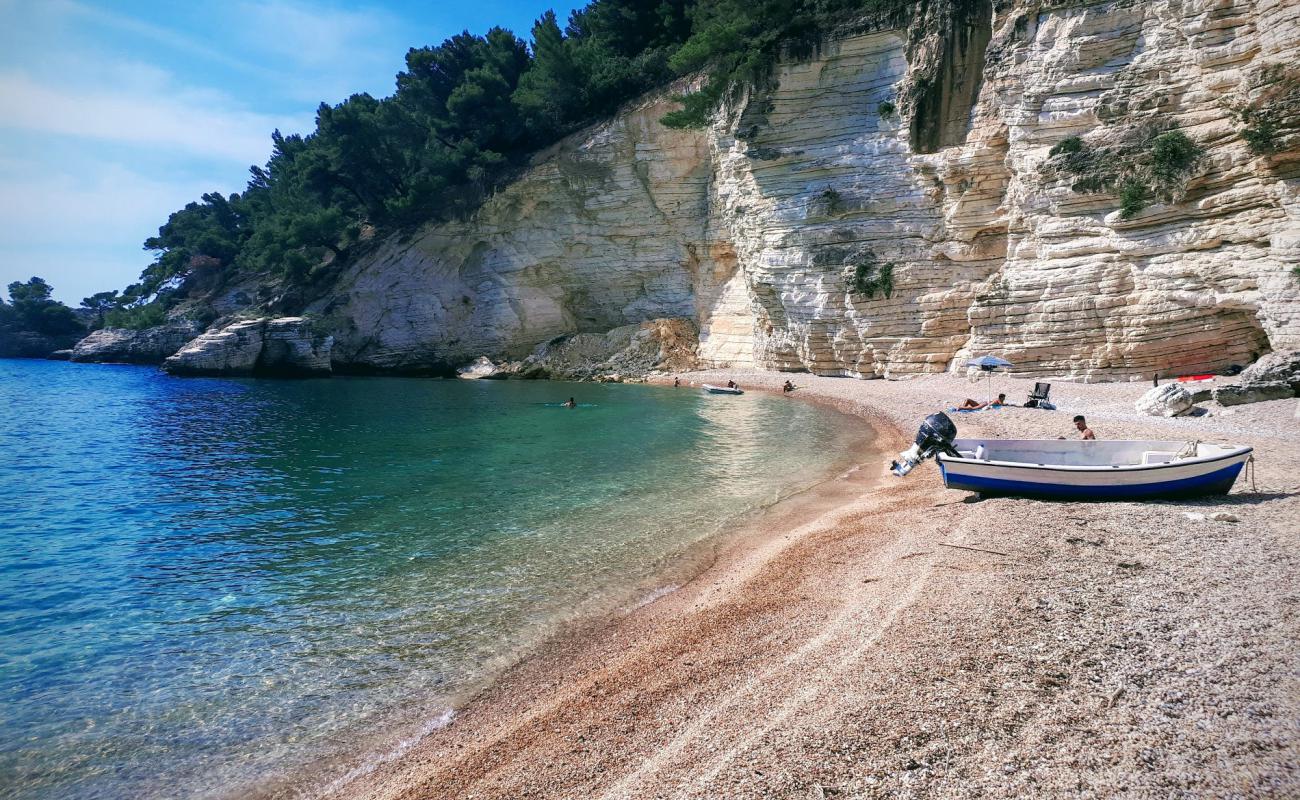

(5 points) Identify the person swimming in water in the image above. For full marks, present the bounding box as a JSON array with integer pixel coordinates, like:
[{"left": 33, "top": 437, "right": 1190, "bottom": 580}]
[{"left": 562, "top": 397, "right": 576, "bottom": 409}]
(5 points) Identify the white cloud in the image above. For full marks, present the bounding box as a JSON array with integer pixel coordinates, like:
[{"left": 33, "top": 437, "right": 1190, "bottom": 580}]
[
  {"left": 236, "top": 0, "right": 403, "bottom": 70},
  {"left": 0, "top": 71, "right": 308, "bottom": 164},
  {"left": 0, "top": 160, "right": 230, "bottom": 302}
]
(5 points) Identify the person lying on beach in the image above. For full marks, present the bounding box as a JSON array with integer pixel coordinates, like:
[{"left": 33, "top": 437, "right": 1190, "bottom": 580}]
[
  {"left": 957, "top": 393, "right": 1006, "bottom": 410},
  {"left": 782, "top": 380, "right": 796, "bottom": 394},
  {"left": 1074, "top": 414, "right": 1096, "bottom": 440}
]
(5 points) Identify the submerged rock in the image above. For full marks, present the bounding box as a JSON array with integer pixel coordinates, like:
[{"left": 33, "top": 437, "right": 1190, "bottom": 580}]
[
  {"left": 163, "top": 317, "right": 332, "bottom": 376},
  {"left": 70, "top": 322, "right": 202, "bottom": 365}
]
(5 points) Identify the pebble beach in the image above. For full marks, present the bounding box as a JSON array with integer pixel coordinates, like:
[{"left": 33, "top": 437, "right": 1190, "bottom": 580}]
[{"left": 327, "top": 371, "right": 1299, "bottom": 800}]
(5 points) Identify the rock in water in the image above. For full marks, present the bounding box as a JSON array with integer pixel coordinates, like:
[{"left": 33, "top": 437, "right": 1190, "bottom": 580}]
[
  {"left": 1135, "top": 384, "right": 1194, "bottom": 417},
  {"left": 162, "top": 317, "right": 332, "bottom": 376},
  {"left": 457, "top": 356, "right": 501, "bottom": 380},
  {"left": 163, "top": 319, "right": 266, "bottom": 375},
  {"left": 260, "top": 318, "right": 333, "bottom": 376},
  {"left": 69, "top": 322, "right": 201, "bottom": 364}
]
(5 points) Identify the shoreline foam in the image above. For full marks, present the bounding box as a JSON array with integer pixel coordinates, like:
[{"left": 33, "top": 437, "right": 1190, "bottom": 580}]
[{"left": 318, "top": 371, "right": 1299, "bottom": 799}]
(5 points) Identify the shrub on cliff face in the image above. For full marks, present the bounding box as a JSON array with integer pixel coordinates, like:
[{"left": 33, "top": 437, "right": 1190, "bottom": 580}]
[
  {"left": 1231, "top": 64, "right": 1300, "bottom": 157},
  {"left": 1048, "top": 136, "right": 1082, "bottom": 157},
  {"left": 1150, "top": 131, "right": 1199, "bottom": 181},
  {"left": 1117, "top": 179, "right": 1149, "bottom": 219},
  {"left": 1041, "top": 122, "right": 1203, "bottom": 218},
  {"left": 843, "top": 253, "right": 895, "bottom": 299}
]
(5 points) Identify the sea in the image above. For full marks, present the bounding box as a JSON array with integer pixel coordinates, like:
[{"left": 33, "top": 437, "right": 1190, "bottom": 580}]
[{"left": 0, "top": 358, "right": 868, "bottom": 799}]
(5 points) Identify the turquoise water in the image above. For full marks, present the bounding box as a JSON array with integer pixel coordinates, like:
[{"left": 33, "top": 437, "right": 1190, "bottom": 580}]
[{"left": 0, "top": 359, "right": 867, "bottom": 799}]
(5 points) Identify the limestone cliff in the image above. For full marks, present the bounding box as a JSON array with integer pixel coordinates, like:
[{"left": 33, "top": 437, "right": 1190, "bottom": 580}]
[{"left": 131, "top": 0, "right": 1300, "bottom": 381}]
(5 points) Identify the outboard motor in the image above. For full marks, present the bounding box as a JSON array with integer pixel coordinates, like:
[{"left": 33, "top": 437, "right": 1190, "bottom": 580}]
[{"left": 889, "top": 412, "right": 959, "bottom": 477}]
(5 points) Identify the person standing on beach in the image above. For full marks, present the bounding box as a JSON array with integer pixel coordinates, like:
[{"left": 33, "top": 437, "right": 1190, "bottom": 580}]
[
  {"left": 674, "top": 376, "right": 680, "bottom": 388},
  {"left": 1073, "top": 415, "right": 1096, "bottom": 440}
]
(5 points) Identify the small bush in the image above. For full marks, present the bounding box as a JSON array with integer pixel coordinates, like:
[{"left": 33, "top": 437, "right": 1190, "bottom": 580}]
[
  {"left": 1049, "top": 136, "right": 1083, "bottom": 157},
  {"left": 848, "top": 259, "right": 895, "bottom": 299},
  {"left": 1241, "top": 116, "right": 1279, "bottom": 155},
  {"left": 819, "top": 188, "right": 844, "bottom": 215},
  {"left": 877, "top": 100, "right": 896, "bottom": 119},
  {"left": 1150, "top": 131, "right": 1201, "bottom": 180},
  {"left": 1118, "top": 179, "right": 1148, "bottom": 218}
]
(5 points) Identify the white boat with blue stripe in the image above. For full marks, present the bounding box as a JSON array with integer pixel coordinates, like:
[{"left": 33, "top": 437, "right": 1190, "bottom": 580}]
[{"left": 937, "top": 439, "right": 1252, "bottom": 500}]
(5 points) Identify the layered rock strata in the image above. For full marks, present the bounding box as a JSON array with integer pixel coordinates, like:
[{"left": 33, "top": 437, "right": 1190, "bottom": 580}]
[
  {"left": 91, "top": 0, "right": 1297, "bottom": 381},
  {"left": 162, "top": 317, "right": 333, "bottom": 376},
  {"left": 299, "top": 0, "right": 1297, "bottom": 381},
  {"left": 70, "top": 322, "right": 201, "bottom": 364}
]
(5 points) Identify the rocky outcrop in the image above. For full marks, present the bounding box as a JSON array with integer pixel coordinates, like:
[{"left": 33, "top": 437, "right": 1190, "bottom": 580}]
[
  {"left": 69, "top": 322, "right": 202, "bottom": 364},
  {"left": 456, "top": 356, "right": 504, "bottom": 380},
  {"left": 455, "top": 317, "right": 699, "bottom": 382},
  {"left": 1213, "top": 381, "right": 1295, "bottom": 406},
  {"left": 0, "top": 330, "right": 82, "bottom": 359},
  {"left": 186, "top": 0, "right": 1299, "bottom": 381},
  {"left": 1236, "top": 350, "right": 1300, "bottom": 393},
  {"left": 519, "top": 317, "right": 699, "bottom": 381},
  {"left": 1210, "top": 349, "right": 1300, "bottom": 404},
  {"left": 163, "top": 317, "right": 333, "bottom": 376},
  {"left": 1135, "top": 383, "right": 1195, "bottom": 417}
]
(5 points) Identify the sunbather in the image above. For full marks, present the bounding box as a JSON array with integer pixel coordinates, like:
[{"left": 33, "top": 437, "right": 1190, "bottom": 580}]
[{"left": 957, "top": 393, "right": 1006, "bottom": 410}]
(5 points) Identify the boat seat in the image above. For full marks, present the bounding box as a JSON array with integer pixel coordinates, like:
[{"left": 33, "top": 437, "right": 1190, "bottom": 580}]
[{"left": 1141, "top": 450, "right": 1178, "bottom": 465}]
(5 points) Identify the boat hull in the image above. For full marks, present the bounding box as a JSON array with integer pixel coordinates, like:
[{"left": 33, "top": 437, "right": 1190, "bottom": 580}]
[
  {"left": 702, "top": 384, "right": 743, "bottom": 395},
  {"left": 937, "top": 447, "right": 1250, "bottom": 500}
]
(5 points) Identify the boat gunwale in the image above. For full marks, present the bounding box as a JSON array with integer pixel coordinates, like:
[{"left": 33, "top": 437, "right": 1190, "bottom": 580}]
[{"left": 937, "top": 444, "right": 1252, "bottom": 474}]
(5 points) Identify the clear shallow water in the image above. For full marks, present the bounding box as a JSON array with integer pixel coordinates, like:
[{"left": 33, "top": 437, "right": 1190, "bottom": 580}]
[{"left": 0, "top": 359, "right": 866, "bottom": 799}]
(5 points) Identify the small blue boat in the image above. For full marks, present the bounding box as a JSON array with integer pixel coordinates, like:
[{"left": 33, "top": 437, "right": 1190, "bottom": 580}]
[{"left": 937, "top": 439, "right": 1252, "bottom": 499}]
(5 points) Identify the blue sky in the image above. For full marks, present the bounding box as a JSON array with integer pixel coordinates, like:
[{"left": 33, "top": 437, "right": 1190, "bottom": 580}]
[{"left": 0, "top": 0, "right": 583, "bottom": 304}]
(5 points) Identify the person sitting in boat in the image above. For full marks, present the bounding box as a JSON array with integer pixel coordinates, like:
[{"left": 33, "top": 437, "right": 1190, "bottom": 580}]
[
  {"left": 782, "top": 380, "right": 796, "bottom": 394},
  {"left": 1073, "top": 414, "right": 1096, "bottom": 440},
  {"left": 726, "top": 380, "right": 738, "bottom": 389},
  {"left": 957, "top": 393, "right": 1006, "bottom": 410},
  {"left": 562, "top": 397, "right": 577, "bottom": 409}
]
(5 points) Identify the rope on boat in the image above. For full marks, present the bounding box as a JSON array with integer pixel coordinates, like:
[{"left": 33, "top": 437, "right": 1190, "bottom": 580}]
[{"left": 1176, "top": 439, "right": 1200, "bottom": 459}]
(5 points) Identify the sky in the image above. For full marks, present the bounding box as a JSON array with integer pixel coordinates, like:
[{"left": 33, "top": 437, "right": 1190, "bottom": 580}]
[{"left": 0, "top": 0, "right": 583, "bottom": 304}]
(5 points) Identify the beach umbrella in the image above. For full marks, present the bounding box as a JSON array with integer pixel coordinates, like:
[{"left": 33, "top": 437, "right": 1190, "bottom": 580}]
[
  {"left": 967, "top": 355, "right": 1014, "bottom": 371},
  {"left": 967, "top": 355, "right": 1014, "bottom": 404}
]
